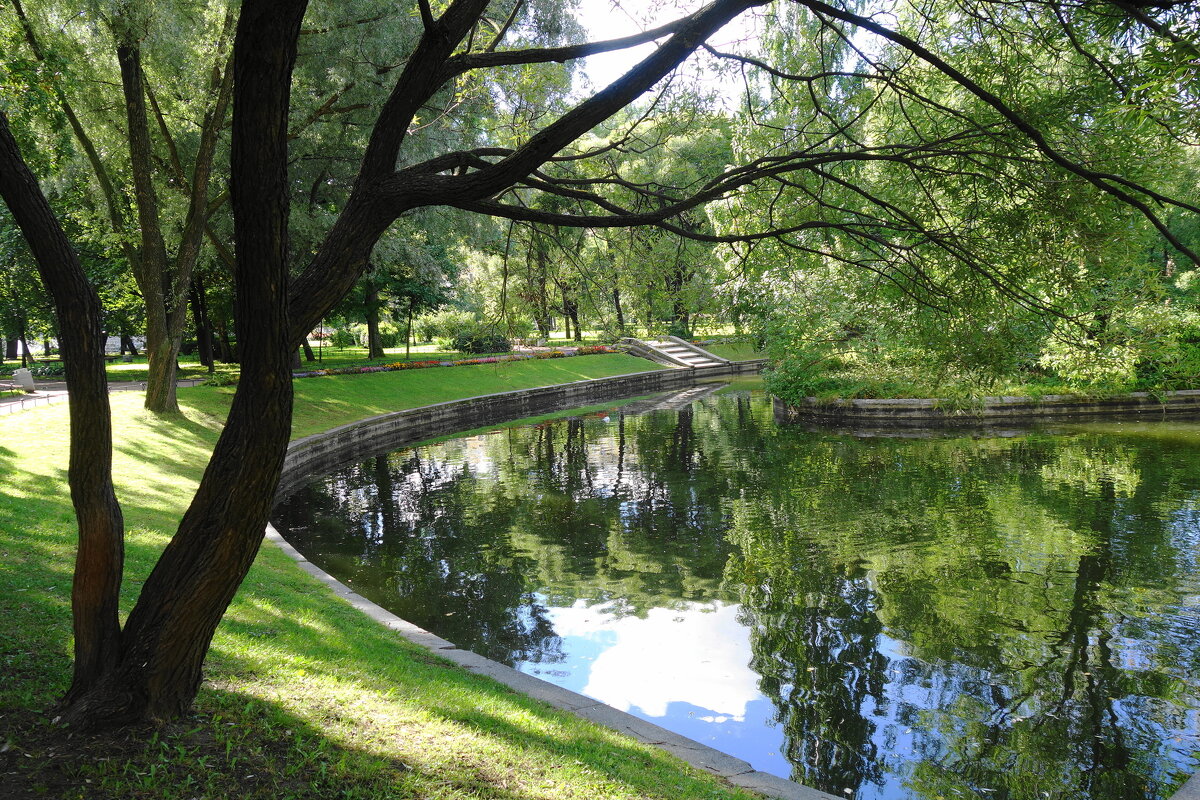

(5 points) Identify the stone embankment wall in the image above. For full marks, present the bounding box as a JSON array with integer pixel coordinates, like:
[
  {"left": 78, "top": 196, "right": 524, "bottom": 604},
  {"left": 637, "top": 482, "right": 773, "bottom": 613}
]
[
  {"left": 278, "top": 360, "right": 765, "bottom": 498},
  {"left": 775, "top": 389, "right": 1200, "bottom": 428}
]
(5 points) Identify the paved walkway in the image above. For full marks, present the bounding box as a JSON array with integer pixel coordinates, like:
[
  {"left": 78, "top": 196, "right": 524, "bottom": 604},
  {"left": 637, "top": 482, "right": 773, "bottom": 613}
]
[{"left": 0, "top": 378, "right": 206, "bottom": 415}]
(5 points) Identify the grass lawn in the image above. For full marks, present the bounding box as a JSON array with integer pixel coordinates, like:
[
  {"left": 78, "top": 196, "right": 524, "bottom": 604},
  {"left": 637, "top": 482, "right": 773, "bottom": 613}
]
[
  {"left": 703, "top": 343, "right": 766, "bottom": 362},
  {"left": 0, "top": 354, "right": 757, "bottom": 800}
]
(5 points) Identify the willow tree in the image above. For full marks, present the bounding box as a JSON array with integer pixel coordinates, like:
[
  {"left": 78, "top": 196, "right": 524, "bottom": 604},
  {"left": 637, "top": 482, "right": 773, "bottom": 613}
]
[
  {"left": 5, "top": 0, "right": 237, "bottom": 411},
  {"left": 0, "top": 0, "right": 1195, "bottom": 732}
]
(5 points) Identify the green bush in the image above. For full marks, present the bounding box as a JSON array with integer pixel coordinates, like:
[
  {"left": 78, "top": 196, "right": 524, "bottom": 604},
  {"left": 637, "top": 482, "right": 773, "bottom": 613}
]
[
  {"left": 450, "top": 328, "right": 512, "bottom": 354},
  {"left": 504, "top": 316, "right": 536, "bottom": 341},
  {"left": 415, "top": 316, "right": 439, "bottom": 343}
]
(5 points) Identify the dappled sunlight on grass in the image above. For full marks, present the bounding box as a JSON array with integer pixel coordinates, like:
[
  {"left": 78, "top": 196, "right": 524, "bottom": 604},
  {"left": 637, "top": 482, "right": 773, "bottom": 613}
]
[{"left": 0, "top": 355, "right": 753, "bottom": 799}]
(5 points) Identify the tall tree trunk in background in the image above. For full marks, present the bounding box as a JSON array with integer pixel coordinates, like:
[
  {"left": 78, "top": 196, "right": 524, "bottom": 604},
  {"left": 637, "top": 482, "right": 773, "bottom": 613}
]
[
  {"left": 0, "top": 110, "right": 125, "bottom": 709},
  {"left": 215, "top": 317, "right": 235, "bottom": 363},
  {"left": 18, "top": 319, "right": 29, "bottom": 366},
  {"left": 405, "top": 300, "right": 414, "bottom": 360},
  {"left": 613, "top": 287, "right": 624, "bottom": 332},
  {"left": 55, "top": 6, "right": 235, "bottom": 413},
  {"left": 301, "top": 340, "right": 315, "bottom": 362},
  {"left": 116, "top": 36, "right": 178, "bottom": 411},
  {"left": 190, "top": 278, "right": 215, "bottom": 371},
  {"left": 364, "top": 277, "right": 384, "bottom": 360}
]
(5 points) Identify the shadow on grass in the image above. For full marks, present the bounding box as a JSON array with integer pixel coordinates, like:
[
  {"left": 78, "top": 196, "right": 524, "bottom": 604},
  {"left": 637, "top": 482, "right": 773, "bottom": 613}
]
[
  {"left": 4, "top": 685, "right": 544, "bottom": 800},
  {"left": 204, "top": 560, "right": 744, "bottom": 800},
  {"left": 3, "top": 653, "right": 726, "bottom": 800}
]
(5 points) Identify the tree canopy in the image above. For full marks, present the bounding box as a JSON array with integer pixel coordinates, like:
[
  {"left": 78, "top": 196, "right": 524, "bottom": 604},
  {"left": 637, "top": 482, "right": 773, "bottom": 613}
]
[{"left": 0, "top": 0, "right": 1196, "bottom": 731}]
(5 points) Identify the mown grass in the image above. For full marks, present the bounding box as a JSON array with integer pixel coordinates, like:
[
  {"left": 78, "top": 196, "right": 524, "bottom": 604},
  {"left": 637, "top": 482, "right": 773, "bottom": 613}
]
[
  {"left": 0, "top": 354, "right": 758, "bottom": 800},
  {"left": 703, "top": 343, "right": 766, "bottom": 362}
]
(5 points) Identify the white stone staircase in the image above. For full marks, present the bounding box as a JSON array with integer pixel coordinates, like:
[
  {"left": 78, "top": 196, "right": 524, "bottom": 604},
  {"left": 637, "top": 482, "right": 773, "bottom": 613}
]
[{"left": 621, "top": 336, "right": 728, "bottom": 369}]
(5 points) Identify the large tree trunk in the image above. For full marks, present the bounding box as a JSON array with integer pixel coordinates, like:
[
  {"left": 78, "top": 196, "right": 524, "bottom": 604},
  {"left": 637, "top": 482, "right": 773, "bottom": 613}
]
[
  {"left": 0, "top": 112, "right": 125, "bottom": 708},
  {"left": 53, "top": 0, "right": 307, "bottom": 726}
]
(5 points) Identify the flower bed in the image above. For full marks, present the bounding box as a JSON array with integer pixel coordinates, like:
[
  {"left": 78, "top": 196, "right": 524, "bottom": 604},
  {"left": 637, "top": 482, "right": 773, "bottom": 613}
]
[{"left": 292, "top": 346, "right": 617, "bottom": 379}]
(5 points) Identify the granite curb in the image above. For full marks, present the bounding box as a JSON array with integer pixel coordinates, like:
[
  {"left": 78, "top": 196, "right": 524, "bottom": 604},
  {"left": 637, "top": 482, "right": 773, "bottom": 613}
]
[{"left": 776, "top": 388, "right": 1200, "bottom": 428}]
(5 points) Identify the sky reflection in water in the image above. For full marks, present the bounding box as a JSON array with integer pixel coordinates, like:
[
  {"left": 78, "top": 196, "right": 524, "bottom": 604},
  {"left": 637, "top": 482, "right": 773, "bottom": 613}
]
[{"left": 273, "top": 384, "right": 1200, "bottom": 800}]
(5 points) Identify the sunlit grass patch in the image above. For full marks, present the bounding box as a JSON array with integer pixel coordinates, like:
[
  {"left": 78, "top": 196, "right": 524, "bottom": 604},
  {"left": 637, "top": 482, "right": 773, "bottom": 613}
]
[{"left": 0, "top": 353, "right": 750, "bottom": 800}]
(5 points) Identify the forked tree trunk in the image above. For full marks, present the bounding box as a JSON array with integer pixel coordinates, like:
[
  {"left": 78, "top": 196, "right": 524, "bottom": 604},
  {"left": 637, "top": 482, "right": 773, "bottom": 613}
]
[
  {"left": 52, "top": 0, "right": 307, "bottom": 726},
  {"left": 114, "top": 13, "right": 233, "bottom": 413}
]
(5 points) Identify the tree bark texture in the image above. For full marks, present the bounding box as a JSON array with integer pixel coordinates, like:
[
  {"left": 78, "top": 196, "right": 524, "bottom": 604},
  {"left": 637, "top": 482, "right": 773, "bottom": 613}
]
[
  {"left": 55, "top": 0, "right": 308, "bottom": 725},
  {"left": 117, "top": 38, "right": 178, "bottom": 412},
  {"left": 365, "top": 278, "right": 384, "bottom": 360},
  {"left": 0, "top": 112, "right": 125, "bottom": 705}
]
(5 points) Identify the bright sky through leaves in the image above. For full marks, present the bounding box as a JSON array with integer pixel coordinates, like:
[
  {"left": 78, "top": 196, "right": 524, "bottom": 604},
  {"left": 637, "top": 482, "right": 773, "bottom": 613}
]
[{"left": 573, "top": 0, "right": 758, "bottom": 96}]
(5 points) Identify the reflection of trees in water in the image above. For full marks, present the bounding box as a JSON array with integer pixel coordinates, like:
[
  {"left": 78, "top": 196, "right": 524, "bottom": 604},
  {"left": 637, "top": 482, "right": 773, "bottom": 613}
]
[
  {"left": 275, "top": 395, "right": 1200, "bottom": 799},
  {"left": 274, "top": 394, "right": 775, "bottom": 660},
  {"left": 726, "top": 430, "right": 1200, "bottom": 799},
  {"left": 277, "top": 452, "right": 563, "bottom": 665},
  {"left": 737, "top": 562, "right": 886, "bottom": 796}
]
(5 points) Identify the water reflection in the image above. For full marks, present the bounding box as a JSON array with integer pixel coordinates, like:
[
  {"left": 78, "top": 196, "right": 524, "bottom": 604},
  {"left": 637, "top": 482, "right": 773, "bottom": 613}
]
[{"left": 273, "top": 387, "right": 1200, "bottom": 799}]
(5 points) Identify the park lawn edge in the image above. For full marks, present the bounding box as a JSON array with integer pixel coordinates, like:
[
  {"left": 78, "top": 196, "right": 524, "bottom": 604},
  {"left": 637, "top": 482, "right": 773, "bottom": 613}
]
[{"left": 0, "top": 354, "right": 759, "bottom": 800}]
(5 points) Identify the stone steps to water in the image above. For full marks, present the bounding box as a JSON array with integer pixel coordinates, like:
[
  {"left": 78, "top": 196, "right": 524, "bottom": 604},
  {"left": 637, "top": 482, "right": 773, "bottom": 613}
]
[{"left": 624, "top": 336, "right": 727, "bottom": 368}]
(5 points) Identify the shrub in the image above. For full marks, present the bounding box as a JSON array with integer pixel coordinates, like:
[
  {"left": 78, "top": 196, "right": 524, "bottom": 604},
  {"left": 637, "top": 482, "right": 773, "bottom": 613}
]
[
  {"left": 427, "top": 310, "right": 476, "bottom": 347},
  {"left": 330, "top": 327, "right": 356, "bottom": 349},
  {"left": 202, "top": 372, "right": 240, "bottom": 387},
  {"left": 29, "top": 363, "right": 66, "bottom": 378},
  {"left": 414, "top": 316, "right": 439, "bottom": 343},
  {"left": 450, "top": 328, "right": 512, "bottom": 354}
]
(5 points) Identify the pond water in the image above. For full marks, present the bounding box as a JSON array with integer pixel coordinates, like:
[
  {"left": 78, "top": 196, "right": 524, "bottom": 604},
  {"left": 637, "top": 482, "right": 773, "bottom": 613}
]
[{"left": 272, "top": 382, "right": 1200, "bottom": 800}]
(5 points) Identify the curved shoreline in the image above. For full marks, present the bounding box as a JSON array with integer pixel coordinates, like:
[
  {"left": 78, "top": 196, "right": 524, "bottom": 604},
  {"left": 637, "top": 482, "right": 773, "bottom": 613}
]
[
  {"left": 269, "top": 360, "right": 832, "bottom": 800},
  {"left": 269, "top": 365, "right": 1200, "bottom": 800},
  {"left": 278, "top": 360, "right": 764, "bottom": 497},
  {"left": 774, "top": 388, "right": 1200, "bottom": 428}
]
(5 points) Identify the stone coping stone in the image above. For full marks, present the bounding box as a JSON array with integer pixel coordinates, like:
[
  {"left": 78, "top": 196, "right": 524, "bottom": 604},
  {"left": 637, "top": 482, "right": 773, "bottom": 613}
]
[
  {"left": 278, "top": 362, "right": 762, "bottom": 497},
  {"left": 777, "top": 388, "right": 1200, "bottom": 428}
]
